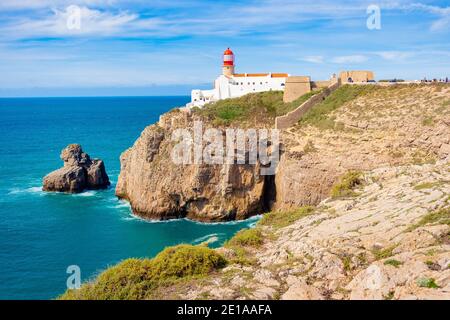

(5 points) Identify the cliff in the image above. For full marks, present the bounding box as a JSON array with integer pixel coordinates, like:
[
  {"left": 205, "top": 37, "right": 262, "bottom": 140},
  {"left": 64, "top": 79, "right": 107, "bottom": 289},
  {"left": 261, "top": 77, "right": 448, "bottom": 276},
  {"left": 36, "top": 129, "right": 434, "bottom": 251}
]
[
  {"left": 115, "top": 92, "right": 282, "bottom": 221},
  {"left": 117, "top": 85, "right": 450, "bottom": 222},
  {"left": 63, "top": 83, "right": 449, "bottom": 300}
]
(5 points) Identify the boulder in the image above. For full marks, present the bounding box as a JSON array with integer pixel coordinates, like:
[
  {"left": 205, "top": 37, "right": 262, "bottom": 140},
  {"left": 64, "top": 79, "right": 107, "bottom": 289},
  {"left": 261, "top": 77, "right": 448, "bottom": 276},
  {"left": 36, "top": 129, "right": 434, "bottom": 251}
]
[{"left": 43, "top": 144, "right": 110, "bottom": 193}]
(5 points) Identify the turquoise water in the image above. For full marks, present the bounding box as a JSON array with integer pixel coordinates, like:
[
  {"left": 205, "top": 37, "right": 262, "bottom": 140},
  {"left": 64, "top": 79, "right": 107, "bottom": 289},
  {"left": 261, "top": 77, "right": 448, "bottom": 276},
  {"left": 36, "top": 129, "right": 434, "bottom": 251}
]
[{"left": 0, "top": 97, "right": 259, "bottom": 300}]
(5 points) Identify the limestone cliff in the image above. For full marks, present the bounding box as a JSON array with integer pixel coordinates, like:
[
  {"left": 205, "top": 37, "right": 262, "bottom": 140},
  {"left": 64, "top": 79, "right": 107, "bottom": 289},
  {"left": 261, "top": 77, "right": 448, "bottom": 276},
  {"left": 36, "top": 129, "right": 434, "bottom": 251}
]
[
  {"left": 67, "top": 83, "right": 450, "bottom": 300},
  {"left": 115, "top": 110, "right": 272, "bottom": 221},
  {"left": 116, "top": 84, "right": 450, "bottom": 222},
  {"left": 274, "top": 84, "right": 450, "bottom": 210}
]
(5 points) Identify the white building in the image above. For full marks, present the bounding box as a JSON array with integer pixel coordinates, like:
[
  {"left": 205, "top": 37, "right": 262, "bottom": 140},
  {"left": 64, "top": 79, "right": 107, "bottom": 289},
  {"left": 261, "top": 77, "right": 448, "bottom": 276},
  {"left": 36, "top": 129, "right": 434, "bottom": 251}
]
[{"left": 186, "top": 48, "right": 289, "bottom": 108}]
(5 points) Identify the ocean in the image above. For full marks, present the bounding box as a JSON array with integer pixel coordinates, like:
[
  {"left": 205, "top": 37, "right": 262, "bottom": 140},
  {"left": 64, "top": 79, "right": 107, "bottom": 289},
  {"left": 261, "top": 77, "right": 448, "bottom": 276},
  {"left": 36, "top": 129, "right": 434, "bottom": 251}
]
[{"left": 0, "top": 96, "right": 259, "bottom": 299}]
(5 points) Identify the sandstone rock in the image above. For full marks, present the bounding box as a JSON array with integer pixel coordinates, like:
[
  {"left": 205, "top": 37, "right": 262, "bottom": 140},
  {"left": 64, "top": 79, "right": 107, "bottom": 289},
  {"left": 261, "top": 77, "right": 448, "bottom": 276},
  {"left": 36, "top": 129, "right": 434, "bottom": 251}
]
[{"left": 43, "top": 144, "right": 110, "bottom": 193}]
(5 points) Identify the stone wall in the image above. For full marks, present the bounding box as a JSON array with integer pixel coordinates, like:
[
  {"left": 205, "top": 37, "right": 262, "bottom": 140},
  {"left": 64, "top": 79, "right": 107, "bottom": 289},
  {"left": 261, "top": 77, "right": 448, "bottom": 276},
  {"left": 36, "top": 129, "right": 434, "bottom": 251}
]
[
  {"left": 283, "top": 76, "right": 312, "bottom": 103},
  {"left": 311, "top": 80, "right": 331, "bottom": 89},
  {"left": 339, "top": 71, "right": 374, "bottom": 83},
  {"left": 275, "top": 81, "right": 340, "bottom": 130}
]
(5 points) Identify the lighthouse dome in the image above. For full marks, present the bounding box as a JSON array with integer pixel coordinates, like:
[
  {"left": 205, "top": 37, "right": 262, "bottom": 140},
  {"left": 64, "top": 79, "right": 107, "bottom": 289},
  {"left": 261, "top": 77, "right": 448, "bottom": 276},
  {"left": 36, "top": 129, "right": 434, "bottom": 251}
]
[{"left": 224, "top": 48, "right": 233, "bottom": 55}]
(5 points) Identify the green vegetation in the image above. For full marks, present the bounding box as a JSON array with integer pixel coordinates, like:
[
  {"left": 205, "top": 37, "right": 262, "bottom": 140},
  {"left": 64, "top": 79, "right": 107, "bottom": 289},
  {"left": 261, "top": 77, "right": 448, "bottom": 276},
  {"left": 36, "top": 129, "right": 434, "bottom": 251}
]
[
  {"left": 195, "top": 90, "right": 321, "bottom": 125},
  {"left": 413, "top": 181, "right": 443, "bottom": 190},
  {"left": 407, "top": 207, "right": 450, "bottom": 232},
  {"left": 416, "top": 277, "right": 439, "bottom": 289},
  {"left": 276, "top": 90, "right": 322, "bottom": 116},
  {"left": 340, "top": 254, "right": 353, "bottom": 272},
  {"left": 421, "top": 116, "right": 434, "bottom": 126},
  {"left": 410, "top": 150, "right": 437, "bottom": 165},
  {"left": 383, "top": 291, "right": 395, "bottom": 300},
  {"left": 372, "top": 244, "right": 397, "bottom": 260},
  {"left": 299, "top": 85, "right": 378, "bottom": 130},
  {"left": 225, "top": 228, "right": 263, "bottom": 248},
  {"left": 384, "top": 259, "right": 403, "bottom": 268},
  {"left": 303, "top": 140, "right": 317, "bottom": 154},
  {"left": 59, "top": 244, "right": 227, "bottom": 300},
  {"left": 258, "top": 206, "right": 315, "bottom": 230},
  {"left": 330, "top": 171, "right": 363, "bottom": 199},
  {"left": 224, "top": 228, "right": 264, "bottom": 266}
]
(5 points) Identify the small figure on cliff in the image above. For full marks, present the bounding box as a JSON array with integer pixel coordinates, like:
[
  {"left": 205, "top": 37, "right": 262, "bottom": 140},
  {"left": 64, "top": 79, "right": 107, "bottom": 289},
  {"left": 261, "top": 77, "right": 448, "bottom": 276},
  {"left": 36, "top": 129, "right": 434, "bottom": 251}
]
[{"left": 43, "top": 144, "right": 110, "bottom": 193}]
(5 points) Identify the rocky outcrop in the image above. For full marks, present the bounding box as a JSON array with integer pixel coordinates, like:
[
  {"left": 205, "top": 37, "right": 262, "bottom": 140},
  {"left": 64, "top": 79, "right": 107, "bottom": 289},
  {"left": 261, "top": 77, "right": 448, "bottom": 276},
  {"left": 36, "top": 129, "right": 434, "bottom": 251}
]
[
  {"left": 43, "top": 144, "right": 110, "bottom": 193},
  {"left": 164, "top": 160, "right": 450, "bottom": 300},
  {"left": 116, "top": 110, "right": 271, "bottom": 221},
  {"left": 274, "top": 84, "right": 450, "bottom": 210}
]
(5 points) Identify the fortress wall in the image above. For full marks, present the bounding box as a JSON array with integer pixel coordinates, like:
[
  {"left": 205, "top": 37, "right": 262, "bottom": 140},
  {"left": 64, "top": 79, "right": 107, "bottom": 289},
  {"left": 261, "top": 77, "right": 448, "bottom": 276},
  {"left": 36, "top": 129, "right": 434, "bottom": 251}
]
[
  {"left": 339, "top": 71, "right": 374, "bottom": 83},
  {"left": 311, "top": 80, "right": 332, "bottom": 89},
  {"left": 283, "top": 76, "right": 312, "bottom": 103},
  {"left": 276, "top": 81, "right": 340, "bottom": 130}
]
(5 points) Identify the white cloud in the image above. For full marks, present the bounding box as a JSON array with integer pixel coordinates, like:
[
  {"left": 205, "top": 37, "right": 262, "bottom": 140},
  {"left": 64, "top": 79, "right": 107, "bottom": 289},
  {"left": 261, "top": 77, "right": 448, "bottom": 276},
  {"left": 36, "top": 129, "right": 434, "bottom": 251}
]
[
  {"left": 331, "top": 55, "right": 368, "bottom": 64},
  {"left": 402, "top": 3, "right": 450, "bottom": 31},
  {"left": 1, "top": 6, "right": 139, "bottom": 38},
  {"left": 376, "top": 51, "right": 414, "bottom": 61},
  {"left": 302, "top": 56, "right": 324, "bottom": 64}
]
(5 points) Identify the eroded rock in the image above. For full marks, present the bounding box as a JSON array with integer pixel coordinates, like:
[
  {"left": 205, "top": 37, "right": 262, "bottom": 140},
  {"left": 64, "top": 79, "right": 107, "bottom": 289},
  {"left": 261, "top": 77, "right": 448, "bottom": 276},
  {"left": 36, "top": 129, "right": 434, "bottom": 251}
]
[{"left": 43, "top": 144, "right": 110, "bottom": 193}]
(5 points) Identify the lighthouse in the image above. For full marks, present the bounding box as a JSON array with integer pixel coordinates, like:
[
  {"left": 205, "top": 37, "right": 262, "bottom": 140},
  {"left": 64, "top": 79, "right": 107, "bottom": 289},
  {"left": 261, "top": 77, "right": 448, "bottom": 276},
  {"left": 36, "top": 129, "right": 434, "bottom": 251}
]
[
  {"left": 222, "top": 48, "right": 235, "bottom": 77},
  {"left": 186, "top": 48, "right": 289, "bottom": 108}
]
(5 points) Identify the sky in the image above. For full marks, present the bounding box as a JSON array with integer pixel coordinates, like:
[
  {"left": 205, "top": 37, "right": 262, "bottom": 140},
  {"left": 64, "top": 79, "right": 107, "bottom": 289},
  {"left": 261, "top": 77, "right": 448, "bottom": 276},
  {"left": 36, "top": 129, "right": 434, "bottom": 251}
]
[{"left": 0, "top": 0, "right": 449, "bottom": 97}]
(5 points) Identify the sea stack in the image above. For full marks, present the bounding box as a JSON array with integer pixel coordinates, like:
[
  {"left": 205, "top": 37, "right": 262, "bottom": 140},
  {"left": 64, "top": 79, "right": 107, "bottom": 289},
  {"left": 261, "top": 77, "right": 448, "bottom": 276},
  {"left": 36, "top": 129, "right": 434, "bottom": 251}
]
[{"left": 43, "top": 144, "right": 110, "bottom": 193}]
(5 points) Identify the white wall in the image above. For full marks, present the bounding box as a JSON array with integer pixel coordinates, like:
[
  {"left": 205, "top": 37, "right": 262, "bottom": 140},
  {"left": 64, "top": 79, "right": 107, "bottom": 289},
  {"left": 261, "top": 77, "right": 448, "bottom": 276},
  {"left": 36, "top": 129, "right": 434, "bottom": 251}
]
[{"left": 187, "top": 74, "right": 287, "bottom": 108}]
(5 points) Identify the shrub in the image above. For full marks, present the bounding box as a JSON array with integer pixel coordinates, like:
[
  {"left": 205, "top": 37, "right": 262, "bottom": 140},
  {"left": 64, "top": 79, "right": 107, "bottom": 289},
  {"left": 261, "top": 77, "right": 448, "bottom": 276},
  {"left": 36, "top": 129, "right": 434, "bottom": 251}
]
[
  {"left": 372, "top": 245, "right": 397, "bottom": 260},
  {"left": 258, "top": 206, "right": 315, "bottom": 230},
  {"left": 58, "top": 244, "right": 227, "bottom": 300},
  {"left": 413, "top": 181, "right": 443, "bottom": 190},
  {"left": 225, "top": 228, "right": 263, "bottom": 248},
  {"left": 330, "top": 171, "right": 363, "bottom": 199},
  {"left": 407, "top": 207, "right": 450, "bottom": 232},
  {"left": 384, "top": 259, "right": 403, "bottom": 268},
  {"left": 421, "top": 116, "right": 434, "bottom": 126},
  {"left": 416, "top": 277, "right": 439, "bottom": 289}
]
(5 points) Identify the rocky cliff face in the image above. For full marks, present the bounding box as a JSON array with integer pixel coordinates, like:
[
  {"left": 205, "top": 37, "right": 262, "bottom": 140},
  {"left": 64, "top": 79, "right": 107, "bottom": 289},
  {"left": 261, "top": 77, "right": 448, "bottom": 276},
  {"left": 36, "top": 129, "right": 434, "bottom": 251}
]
[
  {"left": 116, "top": 84, "right": 450, "bottom": 222},
  {"left": 274, "top": 84, "right": 450, "bottom": 210},
  {"left": 43, "top": 144, "right": 110, "bottom": 193},
  {"left": 115, "top": 110, "right": 272, "bottom": 221}
]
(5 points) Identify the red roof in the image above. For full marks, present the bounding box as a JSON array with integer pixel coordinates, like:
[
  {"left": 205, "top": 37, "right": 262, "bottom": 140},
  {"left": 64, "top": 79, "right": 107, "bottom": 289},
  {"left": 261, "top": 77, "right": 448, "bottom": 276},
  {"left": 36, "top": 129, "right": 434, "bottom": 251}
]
[{"left": 224, "top": 48, "right": 234, "bottom": 55}]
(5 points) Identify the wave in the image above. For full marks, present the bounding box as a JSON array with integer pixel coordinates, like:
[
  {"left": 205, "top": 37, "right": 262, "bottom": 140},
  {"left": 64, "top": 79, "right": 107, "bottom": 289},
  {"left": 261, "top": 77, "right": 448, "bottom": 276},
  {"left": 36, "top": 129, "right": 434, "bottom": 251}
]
[
  {"left": 192, "top": 235, "right": 220, "bottom": 245},
  {"left": 188, "top": 214, "right": 262, "bottom": 226},
  {"left": 8, "top": 186, "right": 43, "bottom": 195},
  {"left": 72, "top": 190, "right": 98, "bottom": 197},
  {"left": 124, "top": 213, "right": 262, "bottom": 226}
]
